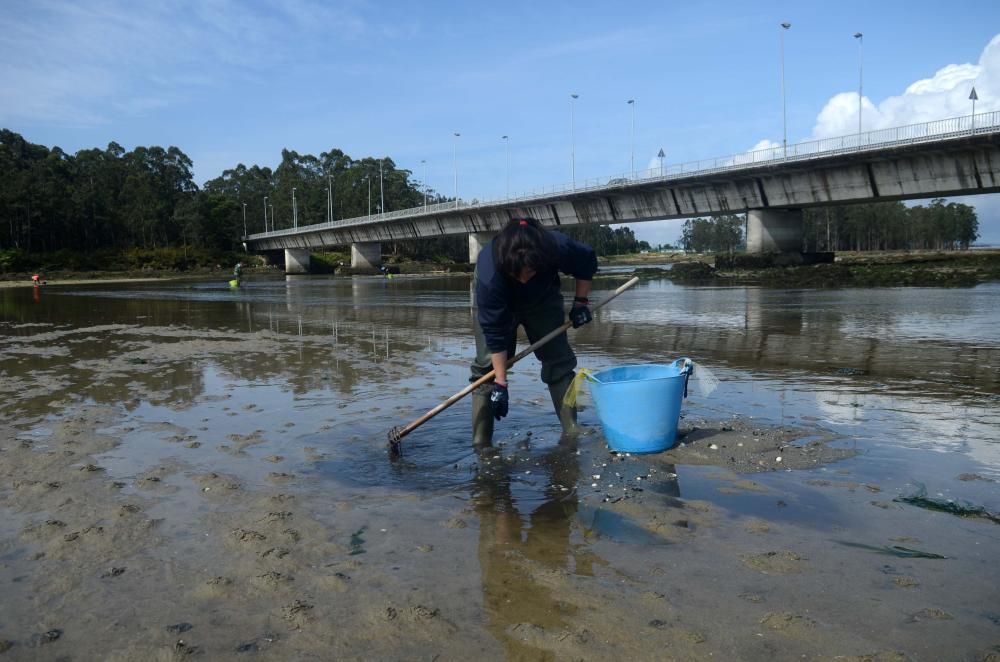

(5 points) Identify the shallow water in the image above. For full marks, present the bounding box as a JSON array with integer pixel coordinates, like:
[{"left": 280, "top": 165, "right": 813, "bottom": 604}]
[{"left": 1, "top": 274, "right": 998, "bottom": 659}]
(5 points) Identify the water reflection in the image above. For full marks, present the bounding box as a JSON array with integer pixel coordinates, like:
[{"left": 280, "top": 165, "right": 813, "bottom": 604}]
[
  {"left": 473, "top": 438, "right": 585, "bottom": 658},
  {"left": 1, "top": 275, "right": 997, "bottom": 468}
]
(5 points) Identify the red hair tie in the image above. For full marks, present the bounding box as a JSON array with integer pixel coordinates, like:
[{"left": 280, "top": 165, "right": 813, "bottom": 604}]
[{"left": 518, "top": 219, "right": 528, "bottom": 226}]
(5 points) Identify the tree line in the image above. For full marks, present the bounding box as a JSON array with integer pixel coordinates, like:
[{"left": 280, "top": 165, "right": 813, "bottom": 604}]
[
  {"left": 679, "top": 201, "right": 979, "bottom": 254},
  {"left": 0, "top": 129, "right": 449, "bottom": 259},
  {"left": 802, "top": 199, "right": 979, "bottom": 251},
  {"left": 1, "top": 128, "right": 981, "bottom": 267}
]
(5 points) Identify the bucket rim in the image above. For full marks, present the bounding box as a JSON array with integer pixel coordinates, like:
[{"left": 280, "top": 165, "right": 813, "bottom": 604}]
[{"left": 587, "top": 362, "right": 687, "bottom": 385}]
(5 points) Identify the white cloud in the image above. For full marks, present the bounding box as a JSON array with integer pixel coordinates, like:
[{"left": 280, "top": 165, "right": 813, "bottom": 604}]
[
  {"left": 0, "top": 0, "right": 376, "bottom": 126},
  {"left": 813, "top": 34, "right": 999, "bottom": 137}
]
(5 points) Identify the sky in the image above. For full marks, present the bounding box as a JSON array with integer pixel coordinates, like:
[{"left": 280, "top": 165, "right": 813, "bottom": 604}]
[{"left": 2, "top": 0, "right": 1000, "bottom": 245}]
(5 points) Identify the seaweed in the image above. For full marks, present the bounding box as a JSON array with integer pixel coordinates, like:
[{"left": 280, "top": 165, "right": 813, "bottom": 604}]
[
  {"left": 894, "top": 485, "right": 1000, "bottom": 525},
  {"left": 836, "top": 540, "right": 947, "bottom": 559}
]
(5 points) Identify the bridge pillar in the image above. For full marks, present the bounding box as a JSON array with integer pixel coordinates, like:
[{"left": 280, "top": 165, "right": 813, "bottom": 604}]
[
  {"left": 284, "top": 248, "right": 311, "bottom": 274},
  {"left": 747, "top": 209, "right": 803, "bottom": 254},
  {"left": 468, "top": 231, "right": 497, "bottom": 263},
  {"left": 351, "top": 242, "right": 382, "bottom": 269}
]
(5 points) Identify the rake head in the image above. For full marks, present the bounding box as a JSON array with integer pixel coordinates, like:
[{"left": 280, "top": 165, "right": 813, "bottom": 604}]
[{"left": 387, "top": 426, "right": 405, "bottom": 457}]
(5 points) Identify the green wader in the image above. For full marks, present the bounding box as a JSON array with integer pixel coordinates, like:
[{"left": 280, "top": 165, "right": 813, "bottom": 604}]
[{"left": 470, "top": 279, "right": 579, "bottom": 448}]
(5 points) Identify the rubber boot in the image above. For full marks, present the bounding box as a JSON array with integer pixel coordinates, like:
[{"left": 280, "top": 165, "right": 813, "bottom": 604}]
[
  {"left": 548, "top": 374, "right": 579, "bottom": 437},
  {"left": 472, "top": 387, "right": 495, "bottom": 449}
]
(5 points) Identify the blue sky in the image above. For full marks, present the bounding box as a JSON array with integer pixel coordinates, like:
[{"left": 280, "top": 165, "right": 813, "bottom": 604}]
[{"left": 3, "top": 0, "right": 1000, "bottom": 244}]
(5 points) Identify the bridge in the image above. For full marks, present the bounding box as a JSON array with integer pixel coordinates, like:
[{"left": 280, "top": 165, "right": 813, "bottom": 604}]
[{"left": 245, "top": 112, "right": 1000, "bottom": 272}]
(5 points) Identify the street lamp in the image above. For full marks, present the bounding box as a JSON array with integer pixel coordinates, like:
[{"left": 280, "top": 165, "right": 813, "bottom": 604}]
[
  {"left": 627, "top": 99, "right": 635, "bottom": 178},
  {"left": 780, "top": 22, "right": 791, "bottom": 157},
  {"left": 328, "top": 174, "right": 334, "bottom": 223},
  {"left": 854, "top": 32, "right": 864, "bottom": 140},
  {"left": 366, "top": 175, "right": 371, "bottom": 220},
  {"left": 970, "top": 86, "right": 979, "bottom": 133},
  {"left": 453, "top": 132, "right": 460, "bottom": 208},
  {"left": 379, "top": 159, "right": 386, "bottom": 217},
  {"left": 421, "top": 159, "right": 428, "bottom": 208},
  {"left": 242, "top": 202, "right": 247, "bottom": 238},
  {"left": 570, "top": 93, "right": 579, "bottom": 188},
  {"left": 291, "top": 187, "right": 298, "bottom": 229},
  {"left": 501, "top": 135, "right": 510, "bottom": 198},
  {"left": 263, "top": 196, "right": 269, "bottom": 233}
]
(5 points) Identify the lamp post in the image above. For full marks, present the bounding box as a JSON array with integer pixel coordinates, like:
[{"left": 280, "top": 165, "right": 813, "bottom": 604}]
[
  {"left": 453, "top": 132, "right": 460, "bottom": 208},
  {"left": 501, "top": 135, "right": 510, "bottom": 198},
  {"left": 570, "top": 93, "right": 579, "bottom": 188},
  {"left": 854, "top": 32, "right": 864, "bottom": 141},
  {"left": 780, "top": 22, "right": 791, "bottom": 157},
  {"left": 970, "top": 86, "right": 979, "bottom": 133},
  {"left": 263, "top": 196, "right": 269, "bottom": 232},
  {"left": 627, "top": 99, "right": 635, "bottom": 178},
  {"left": 421, "top": 159, "right": 428, "bottom": 208},
  {"left": 379, "top": 159, "right": 385, "bottom": 217},
  {"left": 328, "top": 174, "right": 334, "bottom": 223},
  {"left": 291, "top": 187, "right": 298, "bottom": 229},
  {"left": 242, "top": 202, "right": 247, "bottom": 238},
  {"left": 366, "top": 175, "right": 371, "bottom": 220}
]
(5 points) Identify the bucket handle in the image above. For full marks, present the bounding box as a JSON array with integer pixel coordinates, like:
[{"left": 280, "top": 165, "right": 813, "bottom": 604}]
[{"left": 671, "top": 357, "right": 694, "bottom": 398}]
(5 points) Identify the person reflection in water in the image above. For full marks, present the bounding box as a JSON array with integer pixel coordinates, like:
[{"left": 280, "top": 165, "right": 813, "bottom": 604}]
[
  {"left": 474, "top": 435, "right": 684, "bottom": 656},
  {"left": 470, "top": 217, "right": 598, "bottom": 449},
  {"left": 474, "top": 436, "right": 592, "bottom": 658}
]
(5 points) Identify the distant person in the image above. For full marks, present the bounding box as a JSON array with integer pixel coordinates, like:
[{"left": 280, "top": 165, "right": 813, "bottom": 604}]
[
  {"left": 470, "top": 217, "right": 597, "bottom": 448},
  {"left": 31, "top": 274, "right": 41, "bottom": 286},
  {"left": 233, "top": 261, "right": 243, "bottom": 286}
]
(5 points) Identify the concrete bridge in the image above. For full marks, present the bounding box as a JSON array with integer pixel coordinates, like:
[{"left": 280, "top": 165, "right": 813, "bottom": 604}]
[{"left": 245, "top": 112, "right": 1000, "bottom": 272}]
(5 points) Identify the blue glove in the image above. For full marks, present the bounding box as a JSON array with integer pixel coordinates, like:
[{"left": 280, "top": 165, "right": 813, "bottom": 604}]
[
  {"left": 569, "top": 300, "right": 593, "bottom": 328},
  {"left": 489, "top": 382, "right": 509, "bottom": 420}
]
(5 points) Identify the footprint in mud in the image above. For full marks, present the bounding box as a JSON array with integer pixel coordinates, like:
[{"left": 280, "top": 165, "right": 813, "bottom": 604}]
[
  {"left": 118, "top": 504, "right": 141, "bottom": 517},
  {"left": 195, "top": 472, "right": 242, "bottom": 494},
  {"left": 258, "top": 511, "right": 294, "bottom": 524},
  {"left": 907, "top": 608, "right": 953, "bottom": 623},
  {"left": 192, "top": 576, "right": 234, "bottom": 600},
  {"left": 280, "top": 600, "right": 314, "bottom": 629},
  {"left": 266, "top": 472, "right": 296, "bottom": 483},
  {"left": 444, "top": 517, "right": 467, "bottom": 529},
  {"left": 251, "top": 571, "right": 294, "bottom": 592},
  {"left": 378, "top": 603, "right": 458, "bottom": 635},
  {"left": 317, "top": 571, "right": 352, "bottom": 593},
  {"left": 759, "top": 611, "right": 816, "bottom": 635},
  {"left": 741, "top": 550, "right": 807, "bottom": 574},
  {"left": 743, "top": 519, "right": 772, "bottom": 534}
]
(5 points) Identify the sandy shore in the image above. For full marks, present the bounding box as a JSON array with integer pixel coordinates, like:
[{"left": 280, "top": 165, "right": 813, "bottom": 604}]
[{"left": 0, "top": 313, "right": 997, "bottom": 660}]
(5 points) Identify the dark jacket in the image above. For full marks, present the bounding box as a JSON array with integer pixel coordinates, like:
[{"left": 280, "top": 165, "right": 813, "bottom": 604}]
[{"left": 475, "top": 231, "right": 598, "bottom": 353}]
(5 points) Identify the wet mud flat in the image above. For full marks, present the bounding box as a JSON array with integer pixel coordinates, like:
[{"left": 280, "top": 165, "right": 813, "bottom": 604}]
[{"left": 0, "top": 299, "right": 998, "bottom": 660}]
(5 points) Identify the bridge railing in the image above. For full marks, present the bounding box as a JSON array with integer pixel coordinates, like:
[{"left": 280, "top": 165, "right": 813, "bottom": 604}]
[{"left": 248, "top": 110, "right": 1000, "bottom": 240}]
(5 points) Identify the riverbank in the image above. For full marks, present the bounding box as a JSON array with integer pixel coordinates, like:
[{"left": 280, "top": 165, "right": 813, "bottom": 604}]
[
  {"left": 655, "top": 249, "right": 1000, "bottom": 287},
  {"left": 4, "top": 249, "right": 999, "bottom": 289}
]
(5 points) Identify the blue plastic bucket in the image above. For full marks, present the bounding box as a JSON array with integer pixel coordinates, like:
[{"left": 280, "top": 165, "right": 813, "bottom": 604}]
[{"left": 587, "top": 359, "right": 692, "bottom": 454}]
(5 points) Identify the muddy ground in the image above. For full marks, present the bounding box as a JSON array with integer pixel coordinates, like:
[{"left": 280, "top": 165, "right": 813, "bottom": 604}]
[{"left": 0, "top": 311, "right": 998, "bottom": 661}]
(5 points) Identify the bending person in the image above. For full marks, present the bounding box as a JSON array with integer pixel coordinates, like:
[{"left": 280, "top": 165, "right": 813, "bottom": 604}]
[{"left": 470, "top": 217, "right": 597, "bottom": 448}]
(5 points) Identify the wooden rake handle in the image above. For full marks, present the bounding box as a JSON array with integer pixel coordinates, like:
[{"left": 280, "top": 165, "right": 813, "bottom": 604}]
[{"left": 388, "top": 276, "right": 639, "bottom": 447}]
